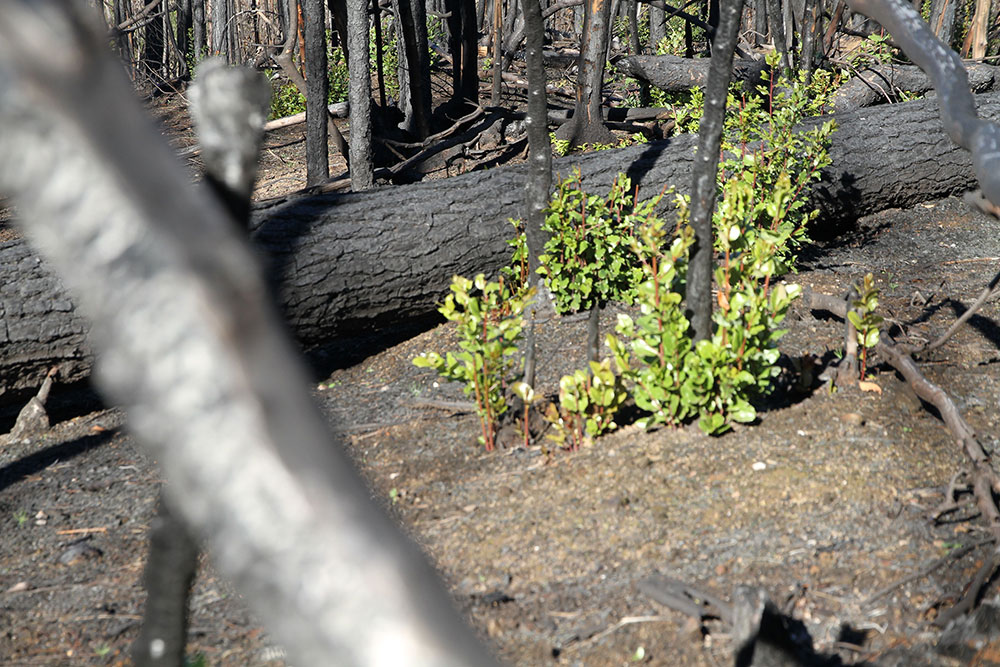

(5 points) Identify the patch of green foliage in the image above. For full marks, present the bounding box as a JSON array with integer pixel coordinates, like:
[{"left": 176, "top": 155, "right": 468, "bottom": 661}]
[
  {"left": 184, "top": 654, "right": 208, "bottom": 667},
  {"left": 534, "top": 169, "right": 655, "bottom": 314},
  {"left": 611, "top": 14, "right": 650, "bottom": 52},
  {"left": 413, "top": 275, "right": 532, "bottom": 450},
  {"left": 846, "top": 31, "right": 896, "bottom": 67},
  {"left": 670, "top": 50, "right": 836, "bottom": 135},
  {"left": 426, "top": 14, "right": 447, "bottom": 66},
  {"left": 424, "top": 59, "right": 837, "bottom": 447},
  {"left": 655, "top": 13, "right": 706, "bottom": 57},
  {"left": 375, "top": 16, "right": 401, "bottom": 99},
  {"left": 556, "top": 57, "right": 835, "bottom": 435},
  {"left": 267, "top": 16, "right": 413, "bottom": 121},
  {"left": 548, "top": 132, "right": 648, "bottom": 157},
  {"left": 266, "top": 41, "right": 349, "bottom": 120},
  {"left": 544, "top": 359, "right": 628, "bottom": 450}
]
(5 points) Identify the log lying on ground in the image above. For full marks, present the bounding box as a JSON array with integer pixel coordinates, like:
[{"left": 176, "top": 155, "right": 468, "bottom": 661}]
[
  {"left": 1, "top": 92, "right": 997, "bottom": 396},
  {"left": 833, "top": 62, "right": 999, "bottom": 112},
  {"left": 614, "top": 54, "right": 769, "bottom": 92}
]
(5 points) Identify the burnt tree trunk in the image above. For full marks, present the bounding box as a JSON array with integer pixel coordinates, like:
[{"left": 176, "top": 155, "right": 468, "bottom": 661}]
[
  {"left": 522, "top": 0, "right": 553, "bottom": 387},
  {"left": 303, "top": 0, "right": 330, "bottom": 184},
  {"left": 395, "top": 0, "right": 432, "bottom": 139},
  {"left": 686, "top": 0, "right": 742, "bottom": 342},
  {"left": 347, "top": 0, "right": 374, "bottom": 190},
  {"left": 327, "top": 0, "right": 350, "bottom": 61},
  {"left": 211, "top": 0, "right": 232, "bottom": 62},
  {"left": 767, "top": 0, "right": 789, "bottom": 72},
  {"left": 3, "top": 93, "right": 1000, "bottom": 396},
  {"left": 142, "top": 3, "right": 165, "bottom": 81},
  {"left": 649, "top": 3, "right": 666, "bottom": 49},
  {"left": 446, "top": 0, "right": 480, "bottom": 109},
  {"left": 192, "top": 0, "right": 206, "bottom": 66},
  {"left": 557, "top": 0, "right": 616, "bottom": 147},
  {"left": 176, "top": 0, "right": 192, "bottom": 69},
  {"left": 833, "top": 62, "right": 1000, "bottom": 112}
]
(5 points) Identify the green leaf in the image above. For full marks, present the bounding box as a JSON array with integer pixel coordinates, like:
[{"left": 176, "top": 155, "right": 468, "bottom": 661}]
[
  {"left": 728, "top": 400, "right": 756, "bottom": 423},
  {"left": 864, "top": 328, "right": 880, "bottom": 348}
]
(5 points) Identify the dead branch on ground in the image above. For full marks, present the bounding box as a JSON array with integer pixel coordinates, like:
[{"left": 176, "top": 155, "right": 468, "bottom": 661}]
[{"left": 802, "top": 286, "right": 1000, "bottom": 623}]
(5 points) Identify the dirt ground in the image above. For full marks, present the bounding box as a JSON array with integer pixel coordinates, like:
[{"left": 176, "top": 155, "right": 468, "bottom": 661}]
[{"left": 5, "top": 86, "right": 1000, "bottom": 666}]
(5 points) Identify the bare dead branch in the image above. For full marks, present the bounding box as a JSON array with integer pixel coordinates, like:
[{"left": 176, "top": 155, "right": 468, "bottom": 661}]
[{"left": 864, "top": 537, "right": 995, "bottom": 605}]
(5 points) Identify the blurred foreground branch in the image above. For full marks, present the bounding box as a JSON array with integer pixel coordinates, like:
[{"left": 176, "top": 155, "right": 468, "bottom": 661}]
[{"left": 0, "top": 1, "right": 494, "bottom": 664}]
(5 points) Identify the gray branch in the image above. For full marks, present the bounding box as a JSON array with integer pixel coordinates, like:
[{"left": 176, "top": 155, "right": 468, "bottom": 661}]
[{"left": 0, "top": 1, "right": 494, "bottom": 664}]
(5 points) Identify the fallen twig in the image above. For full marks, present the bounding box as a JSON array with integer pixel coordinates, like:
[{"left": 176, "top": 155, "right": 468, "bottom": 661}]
[
  {"left": 406, "top": 398, "right": 477, "bottom": 413},
  {"left": 374, "top": 107, "right": 493, "bottom": 179},
  {"left": 559, "top": 615, "right": 674, "bottom": 652},
  {"left": 638, "top": 574, "right": 733, "bottom": 625},
  {"left": 933, "top": 551, "right": 1000, "bottom": 627},
  {"left": 864, "top": 537, "right": 995, "bottom": 605}
]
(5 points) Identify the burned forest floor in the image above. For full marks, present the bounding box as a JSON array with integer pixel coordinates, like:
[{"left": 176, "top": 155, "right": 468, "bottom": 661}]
[{"left": 5, "top": 86, "right": 1000, "bottom": 666}]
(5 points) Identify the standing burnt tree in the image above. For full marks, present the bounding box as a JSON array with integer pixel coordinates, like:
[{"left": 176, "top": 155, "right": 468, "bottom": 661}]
[
  {"left": 556, "top": 0, "right": 617, "bottom": 147},
  {"left": 347, "top": 0, "right": 375, "bottom": 190},
  {"left": 446, "top": 0, "right": 480, "bottom": 111},
  {"left": 303, "top": 0, "right": 331, "bottom": 184},
  {"left": 395, "top": 0, "right": 433, "bottom": 139},
  {"left": 685, "top": 0, "right": 744, "bottom": 342},
  {"left": 521, "top": 0, "right": 553, "bottom": 388}
]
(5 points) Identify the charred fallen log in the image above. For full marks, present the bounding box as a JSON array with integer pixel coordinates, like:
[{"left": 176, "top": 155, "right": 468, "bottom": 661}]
[
  {"left": 2, "top": 92, "right": 999, "bottom": 396},
  {"left": 833, "top": 62, "right": 999, "bottom": 112},
  {"left": 613, "top": 54, "right": 769, "bottom": 93}
]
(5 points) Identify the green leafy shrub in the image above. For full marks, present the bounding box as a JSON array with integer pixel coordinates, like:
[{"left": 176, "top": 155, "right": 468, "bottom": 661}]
[
  {"left": 548, "top": 132, "right": 647, "bottom": 157},
  {"left": 451, "top": 60, "right": 836, "bottom": 443},
  {"left": 611, "top": 15, "right": 650, "bottom": 52},
  {"left": 329, "top": 45, "right": 349, "bottom": 103},
  {"left": 373, "top": 17, "right": 400, "bottom": 99},
  {"left": 608, "top": 181, "right": 804, "bottom": 434},
  {"left": 655, "top": 15, "right": 706, "bottom": 57},
  {"left": 642, "top": 50, "right": 835, "bottom": 134},
  {"left": 501, "top": 220, "right": 531, "bottom": 295},
  {"left": 268, "top": 77, "right": 306, "bottom": 119},
  {"left": 536, "top": 169, "right": 657, "bottom": 314},
  {"left": 544, "top": 359, "right": 628, "bottom": 450},
  {"left": 846, "top": 31, "right": 895, "bottom": 68},
  {"left": 413, "top": 274, "right": 531, "bottom": 450},
  {"left": 607, "top": 58, "right": 835, "bottom": 434},
  {"left": 265, "top": 44, "right": 349, "bottom": 120}
]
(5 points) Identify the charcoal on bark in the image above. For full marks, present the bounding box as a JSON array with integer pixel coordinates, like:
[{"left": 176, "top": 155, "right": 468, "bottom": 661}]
[{"left": 2, "top": 93, "right": 998, "bottom": 397}]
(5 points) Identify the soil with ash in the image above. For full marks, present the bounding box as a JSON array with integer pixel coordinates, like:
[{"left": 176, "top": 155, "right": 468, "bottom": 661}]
[{"left": 5, "top": 94, "right": 1000, "bottom": 666}]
